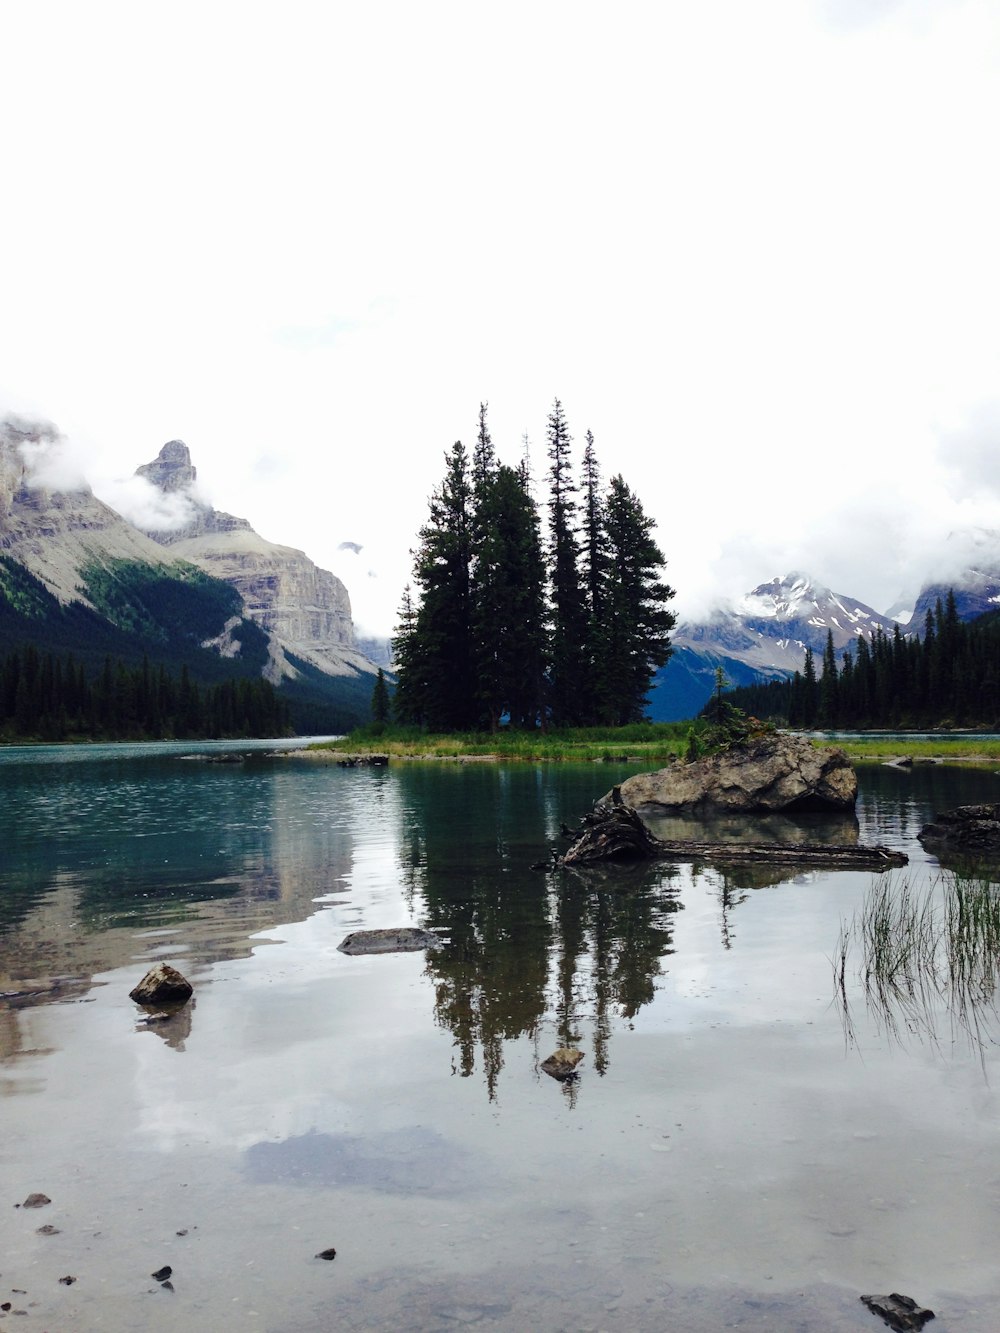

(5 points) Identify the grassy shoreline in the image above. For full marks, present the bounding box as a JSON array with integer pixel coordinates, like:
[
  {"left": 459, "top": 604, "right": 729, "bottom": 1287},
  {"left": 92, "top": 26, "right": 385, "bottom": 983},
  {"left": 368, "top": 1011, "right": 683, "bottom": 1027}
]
[
  {"left": 307, "top": 723, "right": 692, "bottom": 763},
  {"left": 307, "top": 727, "right": 1000, "bottom": 765}
]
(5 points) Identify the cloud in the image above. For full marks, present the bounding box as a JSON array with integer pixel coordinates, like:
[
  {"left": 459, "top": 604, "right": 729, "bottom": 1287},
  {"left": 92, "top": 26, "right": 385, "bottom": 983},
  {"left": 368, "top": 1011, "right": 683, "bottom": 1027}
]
[
  {"left": 99, "top": 473, "right": 202, "bottom": 533},
  {"left": 1, "top": 413, "right": 90, "bottom": 492},
  {"left": 337, "top": 541, "right": 363, "bottom": 554},
  {"left": 936, "top": 401, "right": 1000, "bottom": 500}
]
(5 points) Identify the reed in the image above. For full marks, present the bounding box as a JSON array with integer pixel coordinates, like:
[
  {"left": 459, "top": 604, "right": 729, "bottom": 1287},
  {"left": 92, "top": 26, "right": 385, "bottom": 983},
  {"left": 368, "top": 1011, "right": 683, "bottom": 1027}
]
[{"left": 834, "top": 870, "right": 1000, "bottom": 1053}]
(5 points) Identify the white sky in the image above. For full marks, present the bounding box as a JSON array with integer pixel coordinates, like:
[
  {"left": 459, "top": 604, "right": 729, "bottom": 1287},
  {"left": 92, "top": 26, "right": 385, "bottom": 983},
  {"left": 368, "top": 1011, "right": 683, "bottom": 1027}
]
[{"left": 3, "top": 0, "right": 1000, "bottom": 636}]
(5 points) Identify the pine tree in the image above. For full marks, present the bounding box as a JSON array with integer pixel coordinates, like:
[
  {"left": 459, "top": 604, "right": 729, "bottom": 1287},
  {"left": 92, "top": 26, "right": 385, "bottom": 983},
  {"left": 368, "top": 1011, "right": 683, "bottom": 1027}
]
[
  {"left": 593, "top": 475, "right": 676, "bottom": 724},
  {"left": 401, "top": 443, "right": 476, "bottom": 729},
  {"left": 371, "top": 668, "right": 390, "bottom": 726},
  {"left": 545, "top": 398, "right": 589, "bottom": 724},
  {"left": 819, "top": 630, "right": 838, "bottom": 726},
  {"left": 480, "top": 464, "right": 547, "bottom": 728}
]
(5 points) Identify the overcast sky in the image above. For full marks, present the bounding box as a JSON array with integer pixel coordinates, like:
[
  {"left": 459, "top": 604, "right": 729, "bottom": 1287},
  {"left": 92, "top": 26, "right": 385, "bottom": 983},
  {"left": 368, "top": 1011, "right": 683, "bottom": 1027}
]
[{"left": 3, "top": 0, "right": 999, "bottom": 635}]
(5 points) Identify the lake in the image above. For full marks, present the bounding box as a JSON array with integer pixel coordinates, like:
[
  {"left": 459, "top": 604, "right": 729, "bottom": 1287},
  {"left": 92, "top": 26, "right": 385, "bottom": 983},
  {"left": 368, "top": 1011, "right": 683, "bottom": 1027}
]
[{"left": 2, "top": 743, "right": 1000, "bottom": 1332}]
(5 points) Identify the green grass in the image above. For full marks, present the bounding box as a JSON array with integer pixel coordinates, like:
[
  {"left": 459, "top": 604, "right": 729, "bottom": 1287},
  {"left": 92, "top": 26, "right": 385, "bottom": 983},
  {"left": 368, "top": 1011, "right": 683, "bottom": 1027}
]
[
  {"left": 834, "top": 737, "right": 1000, "bottom": 762},
  {"left": 308, "top": 722, "right": 695, "bottom": 763}
]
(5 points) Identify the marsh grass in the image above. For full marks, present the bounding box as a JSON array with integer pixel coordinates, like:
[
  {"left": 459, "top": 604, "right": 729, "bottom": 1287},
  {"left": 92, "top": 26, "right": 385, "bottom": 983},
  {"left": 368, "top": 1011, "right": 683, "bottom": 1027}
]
[
  {"left": 836, "top": 737, "right": 1000, "bottom": 763},
  {"left": 310, "top": 722, "right": 694, "bottom": 763},
  {"left": 835, "top": 871, "right": 1000, "bottom": 1058}
]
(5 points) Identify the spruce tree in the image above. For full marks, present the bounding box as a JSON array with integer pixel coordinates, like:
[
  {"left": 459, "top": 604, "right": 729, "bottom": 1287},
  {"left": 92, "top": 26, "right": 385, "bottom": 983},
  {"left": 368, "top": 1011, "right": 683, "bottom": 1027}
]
[
  {"left": 370, "top": 668, "right": 390, "bottom": 726},
  {"left": 401, "top": 443, "right": 476, "bottom": 729},
  {"left": 593, "top": 474, "right": 676, "bottom": 723},
  {"left": 545, "top": 398, "right": 589, "bottom": 724}
]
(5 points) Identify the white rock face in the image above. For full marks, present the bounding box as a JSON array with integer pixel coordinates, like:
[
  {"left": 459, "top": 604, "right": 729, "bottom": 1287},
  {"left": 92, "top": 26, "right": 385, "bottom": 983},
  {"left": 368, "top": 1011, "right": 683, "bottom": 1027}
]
[
  {"left": 0, "top": 417, "right": 174, "bottom": 604},
  {"left": 136, "top": 442, "right": 374, "bottom": 680}
]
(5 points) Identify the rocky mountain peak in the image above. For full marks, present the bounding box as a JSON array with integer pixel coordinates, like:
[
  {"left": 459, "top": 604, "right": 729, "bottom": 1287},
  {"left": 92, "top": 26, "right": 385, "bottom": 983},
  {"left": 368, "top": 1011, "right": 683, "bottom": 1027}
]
[{"left": 136, "top": 439, "right": 198, "bottom": 494}]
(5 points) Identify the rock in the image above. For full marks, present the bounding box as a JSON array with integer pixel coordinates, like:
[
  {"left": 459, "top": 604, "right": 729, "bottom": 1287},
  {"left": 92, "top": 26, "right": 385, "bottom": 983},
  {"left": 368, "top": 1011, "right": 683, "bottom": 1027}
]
[
  {"left": 608, "top": 733, "right": 857, "bottom": 814},
  {"left": 860, "top": 1291, "right": 935, "bottom": 1330},
  {"left": 36, "top": 1224, "right": 60, "bottom": 1235},
  {"left": 151, "top": 1265, "right": 172, "bottom": 1282},
  {"left": 129, "top": 965, "right": 193, "bottom": 1007},
  {"left": 315, "top": 1247, "right": 338, "bottom": 1261},
  {"left": 919, "top": 804, "right": 1000, "bottom": 854},
  {"left": 337, "top": 928, "right": 443, "bottom": 955},
  {"left": 58, "top": 1276, "right": 76, "bottom": 1285},
  {"left": 22, "top": 1193, "right": 51, "bottom": 1208},
  {"left": 541, "top": 1048, "right": 584, "bottom": 1080}
]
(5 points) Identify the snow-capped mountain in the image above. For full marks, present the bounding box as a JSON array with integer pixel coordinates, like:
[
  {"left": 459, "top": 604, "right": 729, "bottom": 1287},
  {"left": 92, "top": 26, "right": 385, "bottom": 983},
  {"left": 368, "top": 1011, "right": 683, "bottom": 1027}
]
[
  {"left": 649, "top": 572, "right": 899, "bottom": 721},
  {"left": 910, "top": 529, "right": 1000, "bottom": 627}
]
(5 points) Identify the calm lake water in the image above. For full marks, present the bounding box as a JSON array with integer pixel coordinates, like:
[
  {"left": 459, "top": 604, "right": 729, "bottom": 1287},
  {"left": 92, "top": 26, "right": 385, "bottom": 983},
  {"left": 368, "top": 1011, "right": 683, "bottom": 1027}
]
[{"left": 2, "top": 743, "right": 1000, "bottom": 1332}]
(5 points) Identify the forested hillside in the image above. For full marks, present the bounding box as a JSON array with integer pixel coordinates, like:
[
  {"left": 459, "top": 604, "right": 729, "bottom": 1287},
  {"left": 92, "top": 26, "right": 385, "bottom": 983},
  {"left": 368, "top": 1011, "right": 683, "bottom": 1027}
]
[{"left": 719, "top": 592, "right": 1000, "bottom": 728}]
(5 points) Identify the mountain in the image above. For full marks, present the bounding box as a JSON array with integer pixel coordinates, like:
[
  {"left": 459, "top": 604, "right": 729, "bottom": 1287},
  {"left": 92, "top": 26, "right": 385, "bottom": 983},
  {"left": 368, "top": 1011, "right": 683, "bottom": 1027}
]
[
  {"left": 648, "top": 572, "right": 899, "bottom": 722},
  {"left": 910, "top": 529, "right": 1000, "bottom": 627},
  {"left": 0, "top": 418, "right": 379, "bottom": 731},
  {"left": 134, "top": 440, "right": 374, "bottom": 684},
  {"left": 1, "top": 416, "right": 178, "bottom": 598}
]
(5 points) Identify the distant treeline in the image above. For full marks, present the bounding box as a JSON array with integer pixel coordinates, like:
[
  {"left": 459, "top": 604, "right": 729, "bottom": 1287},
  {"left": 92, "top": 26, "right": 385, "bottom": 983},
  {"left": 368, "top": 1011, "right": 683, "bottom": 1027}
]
[
  {"left": 719, "top": 593, "right": 1000, "bottom": 729},
  {"left": 1, "top": 644, "right": 291, "bottom": 742}
]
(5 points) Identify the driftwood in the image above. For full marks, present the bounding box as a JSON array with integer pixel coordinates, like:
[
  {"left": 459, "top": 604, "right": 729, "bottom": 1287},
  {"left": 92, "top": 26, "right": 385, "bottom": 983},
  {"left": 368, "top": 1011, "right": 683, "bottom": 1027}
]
[{"left": 559, "top": 791, "right": 906, "bottom": 871}]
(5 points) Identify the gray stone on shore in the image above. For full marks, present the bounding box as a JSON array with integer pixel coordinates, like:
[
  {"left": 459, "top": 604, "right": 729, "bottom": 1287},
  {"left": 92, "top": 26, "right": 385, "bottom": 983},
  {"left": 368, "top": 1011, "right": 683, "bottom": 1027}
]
[
  {"left": 22, "top": 1192, "right": 51, "bottom": 1208},
  {"left": 607, "top": 733, "right": 857, "bottom": 814},
  {"left": 129, "top": 964, "right": 193, "bottom": 1007},
  {"left": 337, "top": 928, "right": 444, "bottom": 955}
]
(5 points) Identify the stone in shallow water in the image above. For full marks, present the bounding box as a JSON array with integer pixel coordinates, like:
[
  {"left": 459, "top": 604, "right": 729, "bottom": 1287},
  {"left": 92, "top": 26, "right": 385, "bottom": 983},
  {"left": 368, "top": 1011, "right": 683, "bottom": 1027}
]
[
  {"left": 540, "top": 1048, "right": 584, "bottom": 1080},
  {"left": 860, "top": 1292, "right": 935, "bottom": 1331},
  {"left": 337, "top": 928, "right": 443, "bottom": 955},
  {"left": 22, "top": 1192, "right": 51, "bottom": 1208},
  {"left": 129, "top": 964, "right": 193, "bottom": 1007}
]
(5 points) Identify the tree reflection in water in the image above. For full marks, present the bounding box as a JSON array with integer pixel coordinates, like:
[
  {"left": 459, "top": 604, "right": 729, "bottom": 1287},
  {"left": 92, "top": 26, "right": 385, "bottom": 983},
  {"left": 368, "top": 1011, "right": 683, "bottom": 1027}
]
[{"left": 393, "top": 765, "right": 682, "bottom": 1100}]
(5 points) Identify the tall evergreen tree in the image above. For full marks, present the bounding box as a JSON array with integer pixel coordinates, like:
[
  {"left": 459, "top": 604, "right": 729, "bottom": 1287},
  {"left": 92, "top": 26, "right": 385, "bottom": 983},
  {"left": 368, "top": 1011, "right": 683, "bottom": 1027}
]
[
  {"left": 471, "top": 463, "right": 547, "bottom": 728},
  {"left": 545, "top": 398, "right": 589, "bottom": 724},
  {"left": 371, "top": 668, "right": 390, "bottom": 726},
  {"left": 593, "top": 475, "right": 676, "bottom": 724},
  {"left": 396, "top": 443, "right": 476, "bottom": 729}
]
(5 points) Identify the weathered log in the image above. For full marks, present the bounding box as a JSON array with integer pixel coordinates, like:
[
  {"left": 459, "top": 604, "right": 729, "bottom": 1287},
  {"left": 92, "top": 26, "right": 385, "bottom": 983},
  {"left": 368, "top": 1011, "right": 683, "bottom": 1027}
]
[
  {"left": 653, "top": 839, "right": 906, "bottom": 869},
  {"left": 559, "top": 800, "right": 906, "bottom": 871}
]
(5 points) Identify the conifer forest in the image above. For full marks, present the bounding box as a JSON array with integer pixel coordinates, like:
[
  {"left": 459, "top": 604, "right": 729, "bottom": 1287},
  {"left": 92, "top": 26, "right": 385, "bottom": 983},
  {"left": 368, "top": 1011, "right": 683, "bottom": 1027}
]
[{"left": 391, "top": 401, "right": 677, "bottom": 730}]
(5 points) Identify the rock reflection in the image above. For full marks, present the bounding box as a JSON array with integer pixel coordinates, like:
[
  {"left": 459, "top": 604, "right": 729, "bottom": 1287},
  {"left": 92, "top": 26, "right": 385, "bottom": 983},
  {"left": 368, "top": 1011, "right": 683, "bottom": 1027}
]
[{"left": 135, "top": 998, "right": 194, "bottom": 1052}]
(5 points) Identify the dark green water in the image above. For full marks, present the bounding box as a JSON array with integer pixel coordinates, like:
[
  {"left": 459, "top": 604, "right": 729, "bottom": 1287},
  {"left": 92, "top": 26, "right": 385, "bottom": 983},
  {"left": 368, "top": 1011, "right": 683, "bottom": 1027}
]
[{"left": 2, "top": 743, "right": 1000, "bottom": 1331}]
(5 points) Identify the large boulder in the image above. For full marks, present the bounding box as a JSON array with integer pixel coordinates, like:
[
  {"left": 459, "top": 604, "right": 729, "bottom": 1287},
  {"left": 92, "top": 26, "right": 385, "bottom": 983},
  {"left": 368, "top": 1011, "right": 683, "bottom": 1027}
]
[
  {"left": 610, "top": 733, "right": 857, "bottom": 814},
  {"left": 129, "top": 963, "right": 193, "bottom": 1007}
]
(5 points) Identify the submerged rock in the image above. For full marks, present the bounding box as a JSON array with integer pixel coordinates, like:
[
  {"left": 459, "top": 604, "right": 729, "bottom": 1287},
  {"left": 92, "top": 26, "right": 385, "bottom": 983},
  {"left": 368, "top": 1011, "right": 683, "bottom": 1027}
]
[
  {"left": 129, "top": 964, "right": 193, "bottom": 1007},
  {"left": 860, "top": 1292, "right": 935, "bottom": 1330},
  {"left": 541, "top": 1048, "right": 584, "bottom": 1080},
  {"left": 337, "top": 928, "right": 443, "bottom": 955},
  {"left": 918, "top": 803, "right": 1000, "bottom": 855},
  {"left": 607, "top": 733, "right": 857, "bottom": 814}
]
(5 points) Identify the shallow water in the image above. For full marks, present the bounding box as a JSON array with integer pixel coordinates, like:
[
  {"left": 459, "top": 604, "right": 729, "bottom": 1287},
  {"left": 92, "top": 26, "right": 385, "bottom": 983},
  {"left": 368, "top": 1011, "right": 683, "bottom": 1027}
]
[{"left": 2, "top": 744, "right": 1000, "bottom": 1331}]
